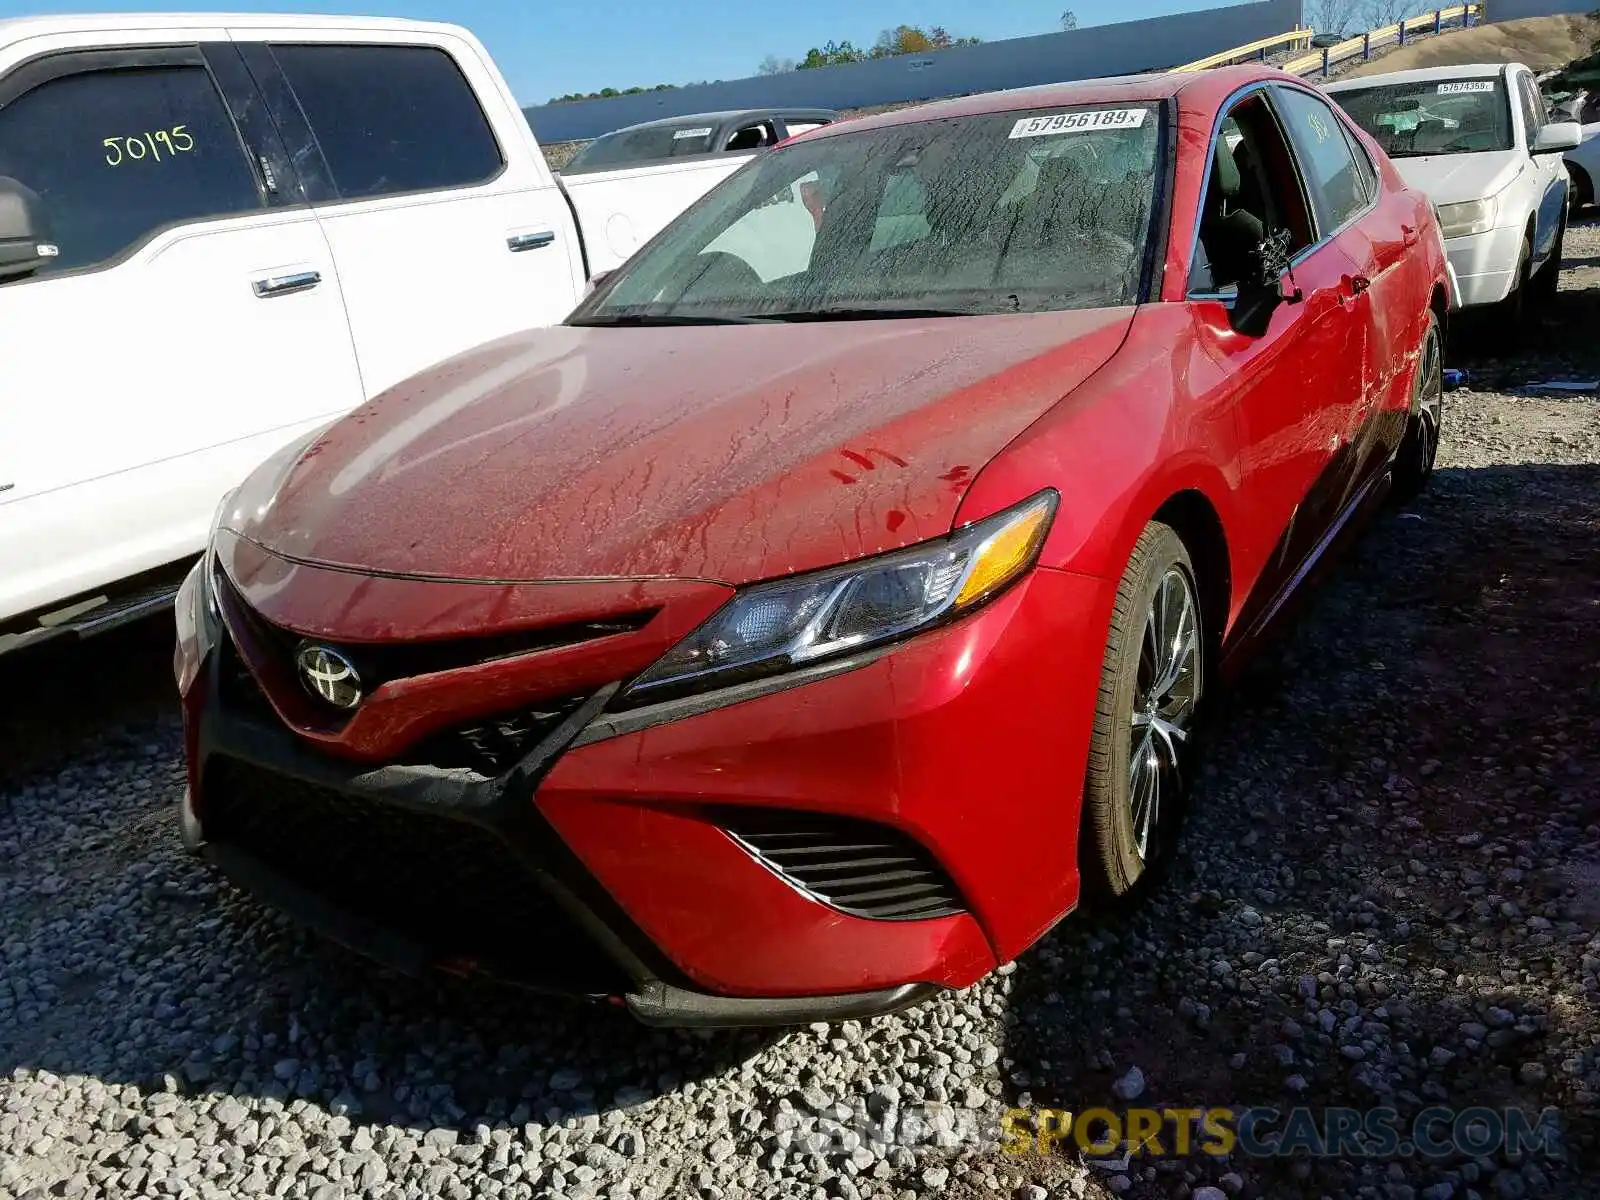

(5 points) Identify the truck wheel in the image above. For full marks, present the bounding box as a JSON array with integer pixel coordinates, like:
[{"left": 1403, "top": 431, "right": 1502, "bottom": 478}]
[{"left": 1080, "top": 522, "right": 1204, "bottom": 904}]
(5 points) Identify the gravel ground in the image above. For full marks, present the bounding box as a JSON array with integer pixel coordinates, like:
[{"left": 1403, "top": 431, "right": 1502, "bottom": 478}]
[{"left": 3, "top": 224, "right": 1599, "bottom": 1200}]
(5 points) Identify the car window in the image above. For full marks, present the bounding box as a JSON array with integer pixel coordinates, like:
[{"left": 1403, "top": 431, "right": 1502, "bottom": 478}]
[
  {"left": 1274, "top": 87, "right": 1367, "bottom": 234},
  {"left": 566, "top": 123, "right": 716, "bottom": 171},
  {"left": 0, "top": 63, "right": 262, "bottom": 279},
  {"left": 574, "top": 103, "right": 1165, "bottom": 321},
  {"left": 1331, "top": 77, "right": 1514, "bottom": 157},
  {"left": 1189, "top": 94, "right": 1316, "bottom": 295},
  {"left": 724, "top": 122, "right": 777, "bottom": 152},
  {"left": 1340, "top": 122, "right": 1379, "bottom": 205},
  {"left": 268, "top": 44, "right": 503, "bottom": 200},
  {"left": 1516, "top": 74, "right": 1544, "bottom": 140}
]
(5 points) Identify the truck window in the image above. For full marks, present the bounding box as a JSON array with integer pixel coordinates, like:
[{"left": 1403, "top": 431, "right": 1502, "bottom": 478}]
[
  {"left": 0, "top": 63, "right": 263, "bottom": 278},
  {"left": 268, "top": 44, "right": 503, "bottom": 200}
]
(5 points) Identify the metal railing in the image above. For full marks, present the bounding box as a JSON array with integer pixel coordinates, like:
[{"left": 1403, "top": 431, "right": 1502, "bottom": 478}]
[
  {"left": 1174, "top": 27, "right": 1315, "bottom": 72},
  {"left": 1174, "top": 3, "right": 1481, "bottom": 76}
]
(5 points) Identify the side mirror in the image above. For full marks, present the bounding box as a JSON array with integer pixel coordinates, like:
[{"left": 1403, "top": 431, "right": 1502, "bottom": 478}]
[
  {"left": 1230, "top": 228, "right": 1300, "bottom": 336},
  {"left": 0, "top": 176, "right": 57, "bottom": 282},
  {"left": 1533, "top": 121, "right": 1582, "bottom": 153}
]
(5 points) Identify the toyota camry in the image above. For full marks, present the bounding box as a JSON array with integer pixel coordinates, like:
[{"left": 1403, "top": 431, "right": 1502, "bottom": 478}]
[{"left": 173, "top": 65, "right": 1451, "bottom": 1026}]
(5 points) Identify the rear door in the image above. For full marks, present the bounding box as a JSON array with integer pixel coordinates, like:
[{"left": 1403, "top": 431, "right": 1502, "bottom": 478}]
[
  {"left": 230, "top": 29, "right": 587, "bottom": 397},
  {"left": 0, "top": 37, "right": 363, "bottom": 622}
]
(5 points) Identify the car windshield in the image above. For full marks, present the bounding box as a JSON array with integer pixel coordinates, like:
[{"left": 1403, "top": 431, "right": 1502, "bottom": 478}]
[
  {"left": 569, "top": 102, "right": 1164, "bottom": 324},
  {"left": 1332, "top": 78, "right": 1513, "bottom": 157},
  {"left": 566, "top": 122, "right": 718, "bottom": 171}
]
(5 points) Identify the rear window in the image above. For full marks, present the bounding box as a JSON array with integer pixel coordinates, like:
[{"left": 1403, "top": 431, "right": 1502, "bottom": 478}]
[
  {"left": 570, "top": 103, "right": 1165, "bottom": 323},
  {"left": 1331, "top": 77, "right": 1513, "bottom": 157},
  {"left": 566, "top": 123, "right": 718, "bottom": 171},
  {"left": 270, "top": 43, "right": 503, "bottom": 199}
]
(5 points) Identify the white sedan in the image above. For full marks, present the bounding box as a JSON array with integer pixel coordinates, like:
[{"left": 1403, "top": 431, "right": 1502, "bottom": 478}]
[{"left": 1327, "top": 61, "right": 1580, "bottom": 324}]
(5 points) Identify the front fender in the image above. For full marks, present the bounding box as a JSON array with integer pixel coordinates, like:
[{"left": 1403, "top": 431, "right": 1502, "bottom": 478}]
[{"left": 954, "top": 304, "right": 1245, "bottom": 597}]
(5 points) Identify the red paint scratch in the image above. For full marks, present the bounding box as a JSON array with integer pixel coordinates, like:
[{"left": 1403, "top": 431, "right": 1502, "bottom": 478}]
[
  {"left": 886, "top": 510, "right": 906, "bottom": 532},
  {"left": 830, "top": 469, "right": 857, "bottom": 484}
]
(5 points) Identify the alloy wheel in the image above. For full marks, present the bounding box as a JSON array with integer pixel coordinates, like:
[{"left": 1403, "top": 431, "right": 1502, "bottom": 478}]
[
  {"left": 1128, "top": 566, "right": 1200, "bottom": 860},
  {"left": 1416, "top": 323, "right": 1442, "bottom": 475}
]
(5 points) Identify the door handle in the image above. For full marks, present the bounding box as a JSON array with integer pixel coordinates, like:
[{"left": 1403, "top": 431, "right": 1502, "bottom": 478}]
[
  {"left": 1401, "top": 223, "right": 1419, "bottom": 247},
  {"left": 507, "top": 231, "right": 556, "bottom": 253},
  {"left": 252, "top": 270, "right": 321, "bottom": 298}
]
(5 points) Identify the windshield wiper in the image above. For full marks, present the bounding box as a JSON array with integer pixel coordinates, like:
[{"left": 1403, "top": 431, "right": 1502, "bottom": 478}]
[
  {"left": 757, "top": 305, "right": 979, "bottom": 322},
  {"left": 567, "top": 312, "right": 775, "bottom": 327}
]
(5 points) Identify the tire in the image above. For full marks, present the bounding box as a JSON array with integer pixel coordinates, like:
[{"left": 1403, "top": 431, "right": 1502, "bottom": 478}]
[
  {"left": 1568, "top": 163, "right": 1593, "bottom": 213},
  {"left": 1392, "top": 310, "right": 1442, "bottom": 503},
  {"left": 1080, "top": 522, "right": 1204, "bottom": 903},
  {"left": 1532, "top": 208, "right": 1566, "bottom": 305},
  {"left": 1493, "top": 233, "right": 1533, "bottom": 345}
]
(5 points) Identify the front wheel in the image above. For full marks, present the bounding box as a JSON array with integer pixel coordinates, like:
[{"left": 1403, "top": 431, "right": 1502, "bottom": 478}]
[
  {"left": 1532, "top": 209, "right": 1566, "bottom": 304},
  {"left": 1080, "top": 523, "right": 1204, "bottom": 903},
  {"left": 1393, "top": 311, "right": 1442, "bottom": 502}
]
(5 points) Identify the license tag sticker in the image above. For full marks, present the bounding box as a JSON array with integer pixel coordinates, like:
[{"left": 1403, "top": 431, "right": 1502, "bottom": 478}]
[
  {"left": 673, "top": 126, "right": 713, "bottom": 139},
  {"left": 1437, "top": 81, "right": 1495, "bottom": 94},
  {"left": 1008, "top": 108, "right": 1147, "bottom": 138}
]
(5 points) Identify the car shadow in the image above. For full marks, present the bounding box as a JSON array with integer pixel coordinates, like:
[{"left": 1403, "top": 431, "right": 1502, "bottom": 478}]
[{"left": 993, "top": 462, "right": 1600, "bottom": 1194}]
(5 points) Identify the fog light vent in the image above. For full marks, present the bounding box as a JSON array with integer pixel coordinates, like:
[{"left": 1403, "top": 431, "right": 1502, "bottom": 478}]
[{"left": 719, "top": 810, "right": 966, "bottom": 921}]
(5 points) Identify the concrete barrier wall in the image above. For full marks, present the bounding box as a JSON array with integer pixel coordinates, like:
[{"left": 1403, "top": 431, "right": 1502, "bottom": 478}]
[{"left": 523, "top": 0, "right": 1305, "bottom": 143}]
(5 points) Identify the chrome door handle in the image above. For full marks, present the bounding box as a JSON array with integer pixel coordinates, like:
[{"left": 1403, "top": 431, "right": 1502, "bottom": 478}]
[
  {"left": 507, "top": 231, "right": 555, "bottom": 252},
  {"left": 252, "top": 270, "right": 321, "bottom": 298}
]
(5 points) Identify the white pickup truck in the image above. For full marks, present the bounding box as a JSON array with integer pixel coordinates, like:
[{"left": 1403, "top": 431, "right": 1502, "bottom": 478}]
[{"left": 0, "top": 13, "right": 757, "bottom": 655}]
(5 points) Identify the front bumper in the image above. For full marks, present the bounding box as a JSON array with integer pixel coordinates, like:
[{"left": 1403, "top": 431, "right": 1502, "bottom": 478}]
[
  {"left": 1443, "top": 223, "right": 1526, "bottom": 307},
  {"left": 176, "top": 551, "right": 1110, "bottom": 1025}
]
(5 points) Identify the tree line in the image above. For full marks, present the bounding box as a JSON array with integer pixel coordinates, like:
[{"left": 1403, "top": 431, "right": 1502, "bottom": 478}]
[{"left": 547, "top": 20, "right": 997, "bottom": 103}]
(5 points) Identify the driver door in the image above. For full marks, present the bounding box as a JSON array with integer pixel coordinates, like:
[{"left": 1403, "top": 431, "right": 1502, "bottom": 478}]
[{"left": 1185, "top": 89, "right": 1367, "bottom": 639}]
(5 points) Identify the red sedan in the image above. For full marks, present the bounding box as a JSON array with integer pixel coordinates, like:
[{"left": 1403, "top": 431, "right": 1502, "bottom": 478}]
[{"left": 173, "top": 65, "right": 1450, "bottom": 1026}]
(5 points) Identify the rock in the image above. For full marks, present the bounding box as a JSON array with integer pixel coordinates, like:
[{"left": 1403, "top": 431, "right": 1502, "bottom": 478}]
[{"left": 1111, "top": 1067, "right": 1145, "bottom": 1101}]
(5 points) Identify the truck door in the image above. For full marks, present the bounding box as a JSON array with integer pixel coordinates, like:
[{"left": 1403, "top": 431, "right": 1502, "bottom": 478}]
[{"left": 230, "top": 31, "right": 587, "bottom": 397}]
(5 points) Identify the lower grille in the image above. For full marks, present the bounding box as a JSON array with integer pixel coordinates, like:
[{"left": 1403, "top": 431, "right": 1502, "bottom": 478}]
[
  {"left": 202, "top": 758, "right": 628, "bottom": 993},
  {"left": 720, "top": 810, "right": 966, "bottom": 921}
]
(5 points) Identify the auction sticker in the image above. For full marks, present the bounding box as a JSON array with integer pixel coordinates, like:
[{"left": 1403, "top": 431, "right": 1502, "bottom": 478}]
[
  {"left": 1437, "top": 81, "right": 1495, "bottom": 94},
  {"left": 672, "top": 126, "right": 714, "bottom": 139},
  {"left": 1009, "top": 108, "right": 1147, "bottom": 138}
]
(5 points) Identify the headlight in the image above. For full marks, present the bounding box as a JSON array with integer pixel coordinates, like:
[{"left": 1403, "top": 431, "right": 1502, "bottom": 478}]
[
  {"left": 203, "top": 488, "right": 239, "bottom": 617},
  {"left": 1435, "top": 196, "right": 1497, "bottom": 238},
  {"left": 619, "top": 490, "right": 1058, "bottom": 706}
]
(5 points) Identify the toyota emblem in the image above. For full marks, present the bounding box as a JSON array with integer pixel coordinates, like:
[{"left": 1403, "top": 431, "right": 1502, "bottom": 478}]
[{"left": 295, "top": 644, "right": 362, "bottom": 710}]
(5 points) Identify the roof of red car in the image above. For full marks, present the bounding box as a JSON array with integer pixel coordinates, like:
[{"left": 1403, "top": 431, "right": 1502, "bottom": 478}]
[{"left": 791, "top": 64, "right": 1303, "bottom": 143}]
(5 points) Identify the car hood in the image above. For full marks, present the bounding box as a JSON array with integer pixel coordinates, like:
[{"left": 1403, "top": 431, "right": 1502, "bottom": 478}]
[
  {"left": 226, "top": 311, "right": 1133, "bottom": 585},
  {"left": 1391, "top": 150, "right": 1523, "bottom": 208}
]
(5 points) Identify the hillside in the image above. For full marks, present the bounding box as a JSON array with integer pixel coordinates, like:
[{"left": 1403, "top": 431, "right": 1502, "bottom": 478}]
[{"left": 1337, "top": 12, "right": 1600, "bottom": 76}]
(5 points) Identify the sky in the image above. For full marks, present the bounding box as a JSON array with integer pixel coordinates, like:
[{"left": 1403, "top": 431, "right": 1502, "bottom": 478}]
[{"left": 0, "top": 0, "right": 1245, "bottom": 105}]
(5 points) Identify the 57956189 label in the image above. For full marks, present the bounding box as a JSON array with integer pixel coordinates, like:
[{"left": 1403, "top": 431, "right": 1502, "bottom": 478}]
[
  {"left": 1008, "top": 109, "right": 1147, "bottom": 139},
  {"left": 104, "top": 125, "right": 195, "bottom": 167}
]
